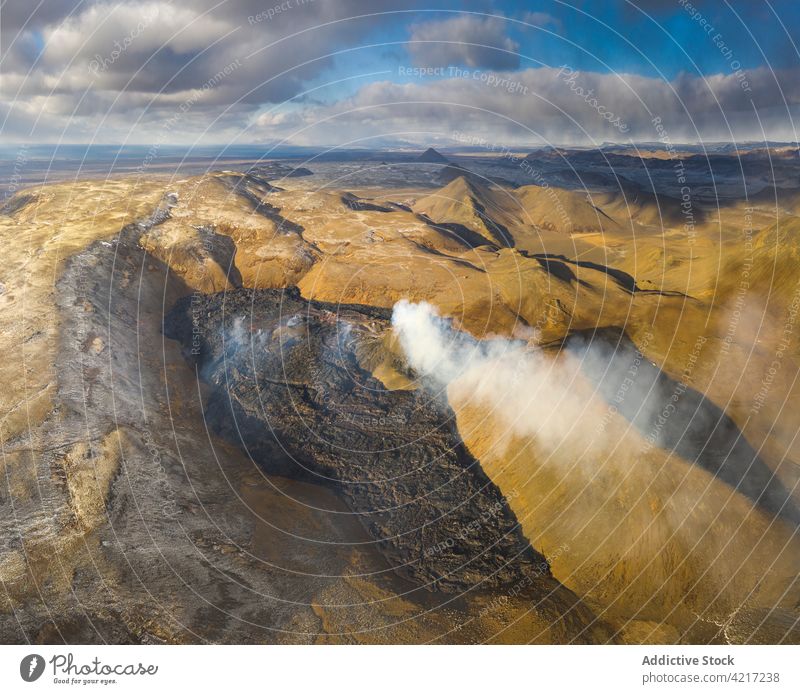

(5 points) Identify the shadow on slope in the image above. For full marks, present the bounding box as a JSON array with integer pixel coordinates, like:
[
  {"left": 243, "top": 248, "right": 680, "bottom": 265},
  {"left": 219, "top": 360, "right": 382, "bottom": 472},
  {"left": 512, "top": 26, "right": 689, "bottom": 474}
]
[{"left": 565, "top": 328, "right": 800, "bottom": 525}]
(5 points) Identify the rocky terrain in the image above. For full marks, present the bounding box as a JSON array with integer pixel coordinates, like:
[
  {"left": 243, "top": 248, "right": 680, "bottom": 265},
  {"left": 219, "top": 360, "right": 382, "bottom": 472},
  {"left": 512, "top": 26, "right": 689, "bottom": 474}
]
[
  {"left": 1, "top": 148, "right": 798, "bottom": 644},
  {"left": 165, "top": 286, "right": 580, "bottom": 600}
]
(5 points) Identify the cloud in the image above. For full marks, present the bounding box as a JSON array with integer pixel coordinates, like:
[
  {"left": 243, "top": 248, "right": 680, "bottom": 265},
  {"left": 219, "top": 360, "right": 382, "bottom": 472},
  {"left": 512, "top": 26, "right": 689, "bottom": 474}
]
[
  {"left": 3, "top": 3, "right": 798, "bottom": 145},
  {"left": 0, "top": 0, "right": 425, "bottom": 141},
  {"left": 41, "top": 3, "right": 228, "bottom": 63},
  {"left": 407, "top": 15, "right": 520, "bottom": 71},
  {"left": 264, "top": 65, "right": 800, "bottom": 145},
  {"left": 521, "top": 11, "right": 562, "bottom": 32}
]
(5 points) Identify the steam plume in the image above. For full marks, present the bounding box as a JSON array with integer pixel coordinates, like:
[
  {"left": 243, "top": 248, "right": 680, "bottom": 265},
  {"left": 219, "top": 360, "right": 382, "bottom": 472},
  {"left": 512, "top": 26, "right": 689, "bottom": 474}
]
[
  {"left": 391, "top": 300, "right": 799, "bottom": 524},
  {"left": 391, "top": 300, "right": 592, "bottom": 456}
]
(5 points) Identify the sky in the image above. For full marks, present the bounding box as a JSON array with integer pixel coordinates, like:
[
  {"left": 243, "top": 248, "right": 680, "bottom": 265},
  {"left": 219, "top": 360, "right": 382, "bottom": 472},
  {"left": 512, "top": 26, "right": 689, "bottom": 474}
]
[{"left": 1, "top": 0, "right": 800, "bottom": 147}]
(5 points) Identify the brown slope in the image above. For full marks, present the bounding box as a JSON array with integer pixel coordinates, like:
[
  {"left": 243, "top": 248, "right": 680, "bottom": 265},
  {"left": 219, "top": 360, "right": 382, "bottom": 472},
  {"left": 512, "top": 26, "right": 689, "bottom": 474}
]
[
  {"left": 514, "top": 184, "right": 620, "bottom": 234},
  {"left": 412, "top": 176, "right": 519, "bottom": 248},
  {"left": 592, "top": 184, "right": 699, "bottom": 230}
]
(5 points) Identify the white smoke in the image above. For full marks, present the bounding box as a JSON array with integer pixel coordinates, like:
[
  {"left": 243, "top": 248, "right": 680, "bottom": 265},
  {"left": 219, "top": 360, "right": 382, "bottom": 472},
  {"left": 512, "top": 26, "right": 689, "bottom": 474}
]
[
  {"left": 391, "top": 300, "right": 599, "bottom": 457},
  {"left": 390, "top": 300, "right": 791, "bottom": 505},
  {"left": 391, "top": 300, "right": 800, "bottom": 626}
]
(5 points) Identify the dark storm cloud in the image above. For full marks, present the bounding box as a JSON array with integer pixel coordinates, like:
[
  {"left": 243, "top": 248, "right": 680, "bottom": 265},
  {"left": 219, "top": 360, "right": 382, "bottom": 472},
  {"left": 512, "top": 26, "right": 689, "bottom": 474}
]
[
  {"left": 3, "top": 1, "right": 799, "bottom": 144},
  {"left": 0, "top": 0, "right": 426, "bottom": 139},
  {"left": 407, "top": 15, "right": 520, "bottom": 70},
  {"left": 0, "top": 0, "right": 84, "bottom": 38},
  {"left": 269, "top": 65, "right": 800, "bottom": 145}
]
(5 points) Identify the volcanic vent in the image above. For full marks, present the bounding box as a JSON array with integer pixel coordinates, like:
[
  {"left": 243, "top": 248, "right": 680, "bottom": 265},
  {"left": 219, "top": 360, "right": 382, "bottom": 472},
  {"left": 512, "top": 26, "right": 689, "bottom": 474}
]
[{"left": 164, "top": 288, "right": 590, "bottom": 612}]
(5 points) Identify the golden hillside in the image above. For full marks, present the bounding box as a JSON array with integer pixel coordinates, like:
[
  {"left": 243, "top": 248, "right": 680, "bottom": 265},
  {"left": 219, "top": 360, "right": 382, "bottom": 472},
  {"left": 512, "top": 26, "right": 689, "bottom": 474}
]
[{"left": 1, "top": 165, "right": 797, "bottom": 644}]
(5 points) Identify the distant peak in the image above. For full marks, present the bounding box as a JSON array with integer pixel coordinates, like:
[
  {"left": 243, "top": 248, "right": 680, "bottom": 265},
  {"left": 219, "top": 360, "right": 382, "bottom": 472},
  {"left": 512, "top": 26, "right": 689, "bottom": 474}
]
[{"left": 416, "top": 147, "right": 449, "bottom": 163}]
